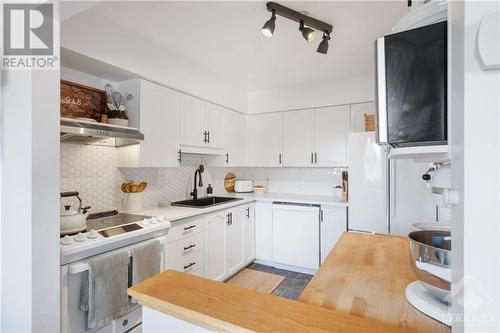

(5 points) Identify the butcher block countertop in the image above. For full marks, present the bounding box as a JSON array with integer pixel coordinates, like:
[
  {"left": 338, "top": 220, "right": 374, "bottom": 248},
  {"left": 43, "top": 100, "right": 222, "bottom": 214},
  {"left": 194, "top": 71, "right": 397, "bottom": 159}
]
[
  {"left": 128, "top": 270, "right": 409, "bottom": 333},
  {"left": 299, "top": 232, "right": 451, "bottom": 333},
  {"left": 129, "top": 232, "right": 450, "bottom": 332}
]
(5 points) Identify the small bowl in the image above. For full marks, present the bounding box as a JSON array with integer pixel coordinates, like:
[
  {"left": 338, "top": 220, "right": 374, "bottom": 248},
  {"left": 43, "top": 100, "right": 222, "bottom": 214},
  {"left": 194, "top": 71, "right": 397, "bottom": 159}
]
[{"left": 408, "top": 230, "right": 451, "bottom": 292}]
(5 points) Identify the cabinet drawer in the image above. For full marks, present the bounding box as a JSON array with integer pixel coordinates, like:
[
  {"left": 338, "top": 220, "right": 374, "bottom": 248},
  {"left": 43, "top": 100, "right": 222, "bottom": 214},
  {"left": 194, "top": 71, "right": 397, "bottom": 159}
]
[
  {"left": 165, "top": 233, "right": 204, "bottom": 274},
  {"left": 190, "top": 267, "right": 204, "bottom": 277},
  {"left": 167, "top": 216, "right": 204, "bottom": 243}
]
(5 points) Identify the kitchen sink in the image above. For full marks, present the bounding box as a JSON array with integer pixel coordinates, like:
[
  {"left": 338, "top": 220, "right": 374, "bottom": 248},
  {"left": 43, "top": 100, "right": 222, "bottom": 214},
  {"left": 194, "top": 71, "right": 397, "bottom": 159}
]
[{"left": 171, "top": 196, "right": 243, "bottom": 208}]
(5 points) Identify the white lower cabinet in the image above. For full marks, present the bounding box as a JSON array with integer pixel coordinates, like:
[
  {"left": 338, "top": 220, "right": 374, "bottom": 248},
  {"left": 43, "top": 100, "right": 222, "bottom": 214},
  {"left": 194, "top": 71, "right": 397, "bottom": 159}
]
[
  {"left": 243, "top": 203, "right": 255, "bottom": 263},
  {"left": 204, "top": 211, "right": 227, "bottom": 280},
  {"left": 320, "top": 205, "right": 347, "bottom": 263},
  {"left": 272, "top": 203, "right": 320, "bottom": 271},
  {"left": 165, "top": 216, "right": 205, "bottom": 276},
  {"left": 226, "top": 206, "right": 245, "bottom": 276},
  {"left": 255, "top": 201, "right": 273, "bottom": 261}
]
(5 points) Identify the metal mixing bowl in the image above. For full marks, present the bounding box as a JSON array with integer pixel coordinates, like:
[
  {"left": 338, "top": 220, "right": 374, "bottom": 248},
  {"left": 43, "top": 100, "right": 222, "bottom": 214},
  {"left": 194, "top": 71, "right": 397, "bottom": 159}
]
[{"left": 408, "top": 230, "right": 451, "bottom": 292}]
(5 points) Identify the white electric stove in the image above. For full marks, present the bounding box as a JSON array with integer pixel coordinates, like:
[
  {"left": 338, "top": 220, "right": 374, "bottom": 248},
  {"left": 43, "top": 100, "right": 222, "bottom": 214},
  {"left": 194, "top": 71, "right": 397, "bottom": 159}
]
[{"left": 60, "top": 210, "right": 172, "bottom": 333}]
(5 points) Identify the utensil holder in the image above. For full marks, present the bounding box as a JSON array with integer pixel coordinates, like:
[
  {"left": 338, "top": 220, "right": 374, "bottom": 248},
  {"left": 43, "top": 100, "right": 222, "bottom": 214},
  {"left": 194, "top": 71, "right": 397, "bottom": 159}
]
[{"left": 122, "top": 192, "right": 142, "bottom": 212}]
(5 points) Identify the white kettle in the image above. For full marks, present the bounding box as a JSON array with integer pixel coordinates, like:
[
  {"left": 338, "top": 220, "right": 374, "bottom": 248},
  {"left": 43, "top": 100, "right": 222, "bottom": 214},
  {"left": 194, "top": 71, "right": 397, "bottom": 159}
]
[{"left": 60, "top": 191, "right": 91, "bottom": 235}]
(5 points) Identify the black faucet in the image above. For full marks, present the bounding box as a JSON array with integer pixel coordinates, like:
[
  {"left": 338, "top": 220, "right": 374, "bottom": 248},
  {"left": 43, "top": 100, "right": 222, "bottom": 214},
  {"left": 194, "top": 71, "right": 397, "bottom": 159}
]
[{"left": 190, "top": 165, "right": 204, "bottom": 200}]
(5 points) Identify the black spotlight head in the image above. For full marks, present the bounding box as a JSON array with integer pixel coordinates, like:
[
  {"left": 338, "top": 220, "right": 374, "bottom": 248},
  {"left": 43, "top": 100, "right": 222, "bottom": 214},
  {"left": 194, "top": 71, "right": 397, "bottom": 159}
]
[
  {"left": 317, "top": 32, "right": 331, "bottom": 54},
  {"left": 299, "top": 20, "right": 316, "bottom": 42},
  {"left": 261, "top": 10, "right": 276, "bottom": 37}
]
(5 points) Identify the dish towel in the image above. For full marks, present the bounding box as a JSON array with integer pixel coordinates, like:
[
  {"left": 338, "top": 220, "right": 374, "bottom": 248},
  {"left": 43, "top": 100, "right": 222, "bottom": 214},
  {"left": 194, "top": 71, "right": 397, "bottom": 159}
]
[
  {"left": 80, "top": 250, "right": 130, "bottom": 329},
  {"left": 131, "top": 239, "right": 162, "bottom": 285}
]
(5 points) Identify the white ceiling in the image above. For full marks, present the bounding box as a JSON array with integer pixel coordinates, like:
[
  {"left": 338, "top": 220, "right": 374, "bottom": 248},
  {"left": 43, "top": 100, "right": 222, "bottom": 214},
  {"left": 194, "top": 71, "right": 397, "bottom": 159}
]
[{"left": 63, "top": 1, "right": 409, "bottom": 91}]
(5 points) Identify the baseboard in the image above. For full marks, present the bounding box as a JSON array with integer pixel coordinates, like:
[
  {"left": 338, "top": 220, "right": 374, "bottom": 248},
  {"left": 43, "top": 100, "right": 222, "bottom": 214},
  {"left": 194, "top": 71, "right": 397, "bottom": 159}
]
[{"left": 254, "top": 259, "right": 317, "bottom": 275}]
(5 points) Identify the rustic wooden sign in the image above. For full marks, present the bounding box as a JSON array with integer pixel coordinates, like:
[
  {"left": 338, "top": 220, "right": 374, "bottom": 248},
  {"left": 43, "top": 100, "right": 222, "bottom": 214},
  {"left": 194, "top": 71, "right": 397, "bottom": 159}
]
[{"left": 60, "top": 80, "right": 105, "bottom": 121}]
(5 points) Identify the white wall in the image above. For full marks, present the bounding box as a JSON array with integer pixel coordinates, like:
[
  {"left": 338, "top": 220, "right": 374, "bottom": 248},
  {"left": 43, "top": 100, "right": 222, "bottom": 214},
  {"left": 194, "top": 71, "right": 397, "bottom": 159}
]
[
  {"left": 61, "top": 11, "right": 248, "bottom": 113},
  {"left": 1, "top": 69, "right": 60, "bottom": 331},
  {"left": 450, "top": 1, "right": 500, "bottom": 331},
  {"left": 247, "top": 74, "right": 374, "bottom": 113}
]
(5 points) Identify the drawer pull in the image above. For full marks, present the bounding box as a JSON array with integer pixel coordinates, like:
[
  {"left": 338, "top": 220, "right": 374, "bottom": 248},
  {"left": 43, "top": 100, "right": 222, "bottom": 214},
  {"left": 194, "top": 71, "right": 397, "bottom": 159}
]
[
  {"left": 184, "top": 262, "right": 196, "bottom": 270},
  {"left": 184, "top": 225, "right": 196, "bottom": 231},
  {"left": 183, "top": 244, "right": 196, "bottom": 251}
]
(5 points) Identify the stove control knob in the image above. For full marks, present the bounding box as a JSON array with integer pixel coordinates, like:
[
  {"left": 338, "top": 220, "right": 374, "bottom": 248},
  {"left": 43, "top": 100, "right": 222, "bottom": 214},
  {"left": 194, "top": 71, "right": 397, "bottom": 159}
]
[
  {"left": 74, "top": 233, "right": 86, "bottom": 242},
  {"left": 157, "top": 216, "right": 165, "bottom": 222},
  {"left": 60, "top": 235, "right": 73, "bottom": 245},
  {"left": 87, "top": 229, "right": 98, "bottom": 239},
  {"left": 141, "top": 219, "right": 150, "bottom": 226},
  {"left": 149, "top": 218, "right": 158, "bottom": 225}
]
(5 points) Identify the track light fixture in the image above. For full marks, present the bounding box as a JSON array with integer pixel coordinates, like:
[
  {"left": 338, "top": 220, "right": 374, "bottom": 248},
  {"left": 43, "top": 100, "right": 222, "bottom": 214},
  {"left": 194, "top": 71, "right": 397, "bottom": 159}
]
[
  {"left": 261, "top": 9, "right": 276, "bottom": 37},
  {"left": 260, "top": 2, "right": 333, "bottom": 54},
  {"left": 299, "top": 20, "right": 316, "bottom": 43},
  {"left": 317, "top": 31, "right": 331, "bottom": 54}
]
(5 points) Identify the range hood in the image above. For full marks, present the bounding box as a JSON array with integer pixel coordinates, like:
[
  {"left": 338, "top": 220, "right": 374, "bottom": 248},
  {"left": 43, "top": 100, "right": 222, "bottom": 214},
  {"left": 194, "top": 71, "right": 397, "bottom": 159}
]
[{"left": 60, "top": 117, "right": 144, "bottom": 147}]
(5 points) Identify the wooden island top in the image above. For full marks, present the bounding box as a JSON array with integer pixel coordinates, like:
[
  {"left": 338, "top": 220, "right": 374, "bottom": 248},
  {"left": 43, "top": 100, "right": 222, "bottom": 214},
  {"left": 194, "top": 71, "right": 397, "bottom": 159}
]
[{"left": 129, "top": 232, "right": 451, "bottom": 333}]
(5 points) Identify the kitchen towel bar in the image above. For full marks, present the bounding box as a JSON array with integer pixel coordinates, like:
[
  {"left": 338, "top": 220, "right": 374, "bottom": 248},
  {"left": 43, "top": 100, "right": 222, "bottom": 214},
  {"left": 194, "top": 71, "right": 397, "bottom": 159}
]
[{"left": 68, "top": 236, "right": 167, "bottom": 275}]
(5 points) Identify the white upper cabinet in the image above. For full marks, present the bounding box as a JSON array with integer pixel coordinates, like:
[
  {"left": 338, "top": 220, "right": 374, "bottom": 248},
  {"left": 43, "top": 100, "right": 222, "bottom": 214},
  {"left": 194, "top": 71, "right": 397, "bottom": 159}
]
[
  {"left": 280, "top": 106, "right": 349, "bottom": 167},
  {"left": 245, "top": 113, "right": 283, "bottom": 167},
  {"left": 350, "top": 102, "right": 375, "bottom": 132},
  {"left": 315, "top": 105, "right": 350, "bottom": 166},
  {"left": 203, "top": 103, "right": 224, "bottom": 149},
  {"left": 283, "top": 110, "right": 315, "bottom": 167},
  {"left": 180, "top": 95, "right": 223, "bottom": 152},
  {"left": 208, "top": 109, "right": 245, "bottom": 166},
  {"left": 117, "top": 79, "right": 180, "bottom": 167},
  {"left": 180, "top": 95, "right": 204, "bottom": 147}
]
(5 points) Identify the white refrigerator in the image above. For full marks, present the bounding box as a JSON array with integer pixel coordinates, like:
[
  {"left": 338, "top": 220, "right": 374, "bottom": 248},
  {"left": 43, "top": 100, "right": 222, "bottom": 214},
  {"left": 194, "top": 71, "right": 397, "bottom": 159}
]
[{"left": 348, "top": 132, "right": 436, "bottom": 235}]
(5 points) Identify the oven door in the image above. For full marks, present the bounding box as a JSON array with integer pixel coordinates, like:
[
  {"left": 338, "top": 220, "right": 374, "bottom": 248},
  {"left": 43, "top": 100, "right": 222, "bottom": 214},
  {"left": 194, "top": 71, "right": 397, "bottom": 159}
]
[
  {"left": 376, "top": 21, "right": 447, "bottom": 148},
  {"left": 60, "top": 236, "right": 166, "bottom": 333}
]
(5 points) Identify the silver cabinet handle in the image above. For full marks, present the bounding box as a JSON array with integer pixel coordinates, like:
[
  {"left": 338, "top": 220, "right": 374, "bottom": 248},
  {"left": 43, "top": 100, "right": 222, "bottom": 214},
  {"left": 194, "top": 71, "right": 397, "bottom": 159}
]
[
  {"left": 184, "top": 225, "right": 196, "bottom": 231},
  {"left": 225, "top": 153, "right": 229, "bottom": 164},
  {"left": 279, "top": 153, "right": 282, "bottom": 165},
  {"left": 178, "top": 149, "right": 182, "bottom": 163},
  {"left": 183, "top": 244, "right": 196, "bottom": 251},
  {"left": 311, "top": 152, "right": 314, "bottom": 164},
  {"left": 315, "top": 152, "right": 317, "bottom": 164}
]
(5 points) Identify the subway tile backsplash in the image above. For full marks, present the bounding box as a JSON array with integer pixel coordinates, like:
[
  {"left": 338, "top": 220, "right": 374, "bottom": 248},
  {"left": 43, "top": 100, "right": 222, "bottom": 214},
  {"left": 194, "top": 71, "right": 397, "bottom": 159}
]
[{"left": 61, "top": 144, "right": 344, "bottom": 213}]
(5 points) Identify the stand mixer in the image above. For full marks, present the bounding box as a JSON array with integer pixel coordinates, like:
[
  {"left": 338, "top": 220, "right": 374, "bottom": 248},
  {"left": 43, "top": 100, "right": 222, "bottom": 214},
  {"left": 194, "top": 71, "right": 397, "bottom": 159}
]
[{"left": 406, "top": 163, "right": 452, "bottom": 326}]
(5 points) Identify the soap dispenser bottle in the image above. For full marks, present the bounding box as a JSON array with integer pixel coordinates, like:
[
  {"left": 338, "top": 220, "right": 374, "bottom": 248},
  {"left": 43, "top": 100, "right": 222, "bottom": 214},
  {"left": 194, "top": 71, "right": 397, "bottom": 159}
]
[{"left": 206, "top": 184, "right": 213, "bottom": 197}]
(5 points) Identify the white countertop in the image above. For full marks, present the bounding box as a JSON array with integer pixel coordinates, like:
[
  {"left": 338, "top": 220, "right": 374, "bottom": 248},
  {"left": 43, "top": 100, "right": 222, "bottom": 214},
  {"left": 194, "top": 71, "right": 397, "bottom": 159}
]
[{"left": 138, "top": 192, "right": 347, "bottom": 223}]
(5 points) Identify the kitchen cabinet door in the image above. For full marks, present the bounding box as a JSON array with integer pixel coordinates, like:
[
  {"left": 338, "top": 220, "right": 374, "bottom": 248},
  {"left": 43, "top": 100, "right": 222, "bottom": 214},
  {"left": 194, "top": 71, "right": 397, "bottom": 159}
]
[
  {"left": 243, "top": 203, "right": 255, "bottom": 263},
  {"left": 117, "top": 79, "right": 180, "bottom": 167},
  {"left": 350, "top": 102, "right": 375, "bottom": 132},
  {"left": 245, "top": 113, "right": 283, "bottom": 167},
  {"left": 255, "top": 201, "right": 273, "bottom": 261},
  {"left": 283, "top": 110, "right": 315, "bottom": 167},
  {"left": 320, "top": 205, "right": 347, "bottom": 264},
  {"left": 204, "top": 211, "right": 227, "bottom": 281},
  {"left": 203, "top": 103, "right": 224, "bottom": 149},
  {"left": 272, "top": 203, "right": 320, "bottom": 271},
  {"left": 226, "top": 207, "right": 245, "bottom": 276},
  {"left": 209, "top": 109, "right": 245, "bottom": 166},
  {"left": 180, "top": 94, "right": 205, "bottom": 147},
  {"left": 315, "top": 105, "right": 350, "bottom": 167}
]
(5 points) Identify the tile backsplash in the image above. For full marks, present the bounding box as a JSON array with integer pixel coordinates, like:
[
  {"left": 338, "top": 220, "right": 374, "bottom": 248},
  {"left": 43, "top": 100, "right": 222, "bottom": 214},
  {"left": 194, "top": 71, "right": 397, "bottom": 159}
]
[{"left": 61, "top": 143, "right": 344, "bottom": 213}]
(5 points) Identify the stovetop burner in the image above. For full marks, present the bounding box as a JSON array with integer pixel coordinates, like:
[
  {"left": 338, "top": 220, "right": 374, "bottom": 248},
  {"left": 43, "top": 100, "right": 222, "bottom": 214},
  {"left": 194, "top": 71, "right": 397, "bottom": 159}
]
[
  {"left": 86, "top": 210, "right": 152, "bottom": 231},
  {"left": 61, "top": 210, "right": 152, "bottom": 237}
]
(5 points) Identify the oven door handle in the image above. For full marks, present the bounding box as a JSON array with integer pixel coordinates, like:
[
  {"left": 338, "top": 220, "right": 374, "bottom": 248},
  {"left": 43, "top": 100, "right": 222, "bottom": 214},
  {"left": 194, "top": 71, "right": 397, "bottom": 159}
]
[{"left": 68, "top": 235, "right": 168, "bottom": 275}]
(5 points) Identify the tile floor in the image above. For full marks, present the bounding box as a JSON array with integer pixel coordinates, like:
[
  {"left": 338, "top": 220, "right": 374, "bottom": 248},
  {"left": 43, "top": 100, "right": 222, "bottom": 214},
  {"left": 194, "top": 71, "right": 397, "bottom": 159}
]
[{"left": 246, "top": 263, "right": 313, "bottom": 300}]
